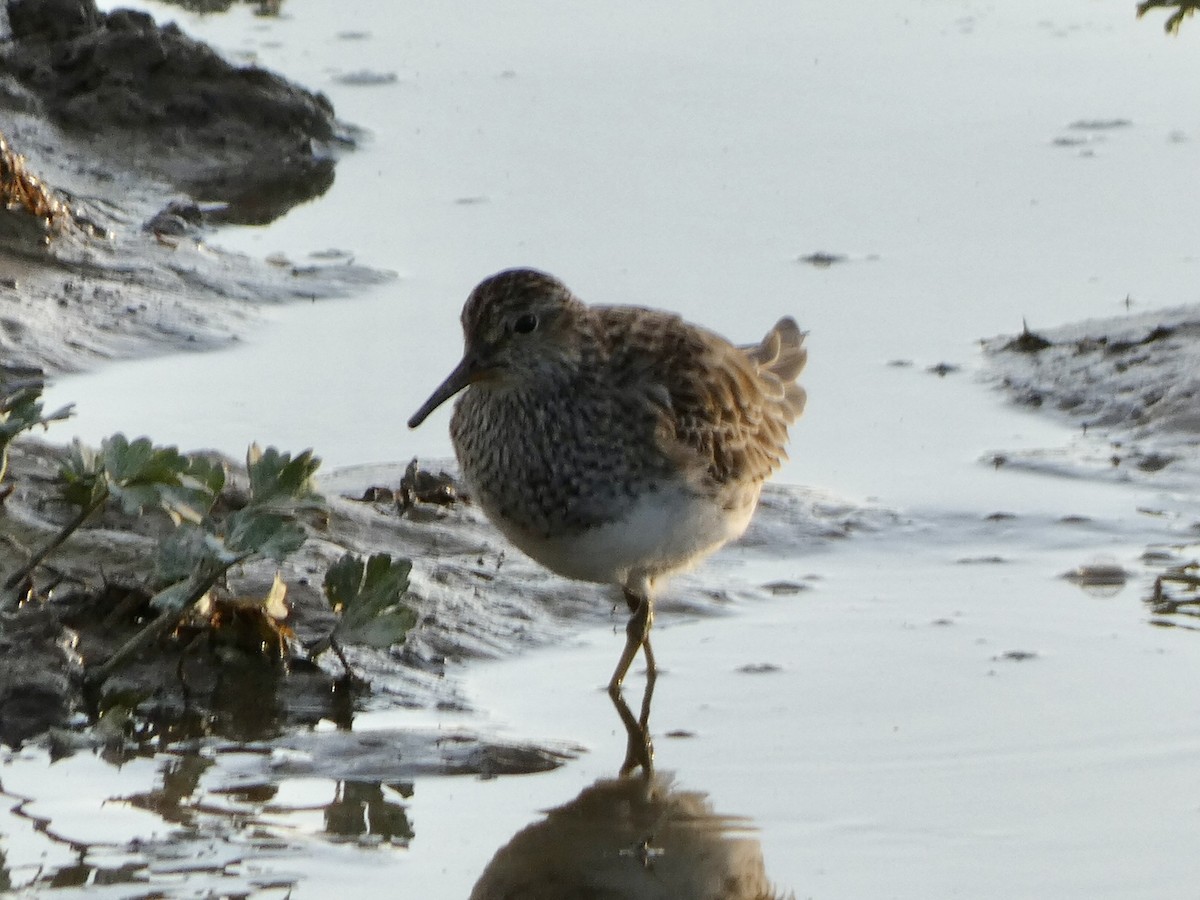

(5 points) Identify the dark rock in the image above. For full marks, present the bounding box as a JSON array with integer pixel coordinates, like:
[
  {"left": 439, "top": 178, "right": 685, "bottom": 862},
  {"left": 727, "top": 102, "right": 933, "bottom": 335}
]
[
  {"left": 7, "top": 0, "right": 101, "bottom": 43},
  {"left": 0, "top": 0, "right": 345, "bottom": 223}
]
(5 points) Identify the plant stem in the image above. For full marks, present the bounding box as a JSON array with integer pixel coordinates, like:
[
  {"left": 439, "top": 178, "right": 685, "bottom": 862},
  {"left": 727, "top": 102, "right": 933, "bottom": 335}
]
[
  {"left": 1, "top": 487, "right": 109, "bottom": 596},
  {"left": 87, "top": 558, "right": 233, "bottom": 686}
]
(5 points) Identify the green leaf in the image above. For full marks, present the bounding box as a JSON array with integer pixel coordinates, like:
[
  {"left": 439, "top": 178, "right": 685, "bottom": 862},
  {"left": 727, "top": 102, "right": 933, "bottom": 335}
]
[
  {"left": 102, "top": 434, "right": 189, "bottom": 485},
  {"left": 96, "top": 433, "right": 194, "bottom": 518},
  {"left": 245, "top": 444, "right": 323, "bottom": 511},
  {"left": 225, "top": 508, "right": 307, "bottom": 561},
  {"left": 108, "top": 483, "right": 164, "bottom": 517},
  {"left": 156, "top": 485, "right": 211, "bottom": 526},
  {"left": 157, "top": 458, "right": 225, "bottom": 525},
  {"left": 58, "top": 439, "right": 107, "bottom": 510},
  {"left": 185, "top": 454, "right": 227, "bottom": 498},
  {"left": 325, "top": 552, "right": 416, "bottom": 649},
  {"left": 0, "top": 393, "right": 72, "bottom": 441},
  {"left": 340, "top": 610, "right": 418, "bottom": 650},
  {"left": 76, "top": 435, "right": 224, "bottom": 524},
  {"left": 0, "top": 368, "right": 73, "bottom": 464},
  {"left": 156, "top": 454, "right": 226, "bottom": 525},
  {"left": 155, "top": 524, "right": 213, "bottom": 584}
]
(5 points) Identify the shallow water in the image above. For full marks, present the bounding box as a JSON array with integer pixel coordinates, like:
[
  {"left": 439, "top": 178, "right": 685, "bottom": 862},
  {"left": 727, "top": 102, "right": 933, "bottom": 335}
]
[
  {"left": 7, "top": 508, "right": 1200, "bottom": 896},
  {"left": 16, "top": 0, "right": 1200, "bottom": 896}
]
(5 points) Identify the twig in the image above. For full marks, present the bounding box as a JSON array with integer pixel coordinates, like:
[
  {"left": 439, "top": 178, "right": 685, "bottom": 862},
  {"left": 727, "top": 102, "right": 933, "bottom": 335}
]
[
  {"left": 1, "top": 489, "right": 108, "bottom": 603},
  {"left": 87, "top": 571, "right": 214, "bottom": 686}
]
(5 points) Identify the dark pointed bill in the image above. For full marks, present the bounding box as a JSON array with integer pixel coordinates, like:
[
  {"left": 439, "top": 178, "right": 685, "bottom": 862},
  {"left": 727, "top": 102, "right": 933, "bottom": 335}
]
[{"left": 407, "top": 354, "right": 476, "bottom": 428}]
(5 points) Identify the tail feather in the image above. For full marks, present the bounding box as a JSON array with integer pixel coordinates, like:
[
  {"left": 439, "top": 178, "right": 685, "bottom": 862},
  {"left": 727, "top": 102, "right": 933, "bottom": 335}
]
[
  {"left": 783, "top": 380, "right": 807, "bottom": 420},
  {"left": 743, "top": 316, "right": 807, "bottom": 421},
  {"left": 764, "top": 317, "right": 807, "bottom": 382}
]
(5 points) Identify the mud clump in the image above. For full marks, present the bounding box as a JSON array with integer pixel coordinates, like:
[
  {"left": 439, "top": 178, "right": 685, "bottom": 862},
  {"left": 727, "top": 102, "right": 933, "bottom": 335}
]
[
  {"left": 1001, "top": 324, "right": 1053, "bottom": 354},
  {"left": 982, "top": 307, "right": 1200, "bottom": 487},
  {"left": 988, "top": 312, "right": 1200, "bottom": 438},
  {"left": 1, "top": 0, "right": 344, "bottom": 224},
  {"left": 0, "top": 601, "right": 72, "bottom": 746}
]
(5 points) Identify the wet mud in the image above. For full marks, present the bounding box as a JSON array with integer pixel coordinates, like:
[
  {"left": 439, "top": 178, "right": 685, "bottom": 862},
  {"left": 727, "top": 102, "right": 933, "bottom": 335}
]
[
  {"left": 983, "top": 307, "right": 1200, "bottom": 487},
  {"left": 0, "top": 0, "right": 389, "bottom": 376},
  {"left": 2, "top": 0, "right": 345, "bottom": 224},
  {"left": 985, "top": 309, "right": 1200, "bottom": 633}
]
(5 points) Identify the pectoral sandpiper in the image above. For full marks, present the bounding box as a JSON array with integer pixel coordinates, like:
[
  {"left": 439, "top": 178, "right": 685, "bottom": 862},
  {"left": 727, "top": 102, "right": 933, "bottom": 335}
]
[{"left": 408, "top": 268, "right": 806, "bottom": 694}]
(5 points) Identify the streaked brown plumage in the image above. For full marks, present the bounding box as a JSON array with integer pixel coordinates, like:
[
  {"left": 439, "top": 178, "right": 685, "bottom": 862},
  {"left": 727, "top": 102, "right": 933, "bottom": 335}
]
[{"left": 409, "top": 268, "right": 806, "bottom": 692}]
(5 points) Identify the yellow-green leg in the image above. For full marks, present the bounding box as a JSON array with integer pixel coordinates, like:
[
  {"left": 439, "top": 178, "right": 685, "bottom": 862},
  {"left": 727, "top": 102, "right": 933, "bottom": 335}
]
[{"left": 608, "top": 580, "right": 656, "bottom": 696}]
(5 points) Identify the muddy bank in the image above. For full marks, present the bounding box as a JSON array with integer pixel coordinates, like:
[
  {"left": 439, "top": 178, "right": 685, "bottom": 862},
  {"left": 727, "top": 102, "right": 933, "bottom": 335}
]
[
  {"left": 982, "top": 306, "right": 1200, "bottom": 487},
  {"left": 0, "top": 0, "right": 397, "bottom": 754},
  {"left": 0, "top": 0, "right": 389, "bottom": 376},
  {"left": 2, "top": 0, "right": 347, "bottom": 224}
]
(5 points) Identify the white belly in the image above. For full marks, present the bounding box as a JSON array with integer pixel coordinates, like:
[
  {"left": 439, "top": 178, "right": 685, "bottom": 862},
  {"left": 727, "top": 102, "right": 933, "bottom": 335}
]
[{"left": 487, "top": 482, "right": 762, "bottom": 587}]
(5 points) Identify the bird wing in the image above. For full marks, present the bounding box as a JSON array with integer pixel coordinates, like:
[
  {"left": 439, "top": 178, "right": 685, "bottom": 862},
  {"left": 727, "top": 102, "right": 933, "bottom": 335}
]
[{"left": 596, "top": 308, "right": 807, "bottom": 493}]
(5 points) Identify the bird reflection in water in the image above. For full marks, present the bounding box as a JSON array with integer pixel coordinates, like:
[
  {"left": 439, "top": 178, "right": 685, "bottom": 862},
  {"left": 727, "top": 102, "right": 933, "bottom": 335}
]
[{"left": 470, "top": 678, "right": 789, "bottom": 900}]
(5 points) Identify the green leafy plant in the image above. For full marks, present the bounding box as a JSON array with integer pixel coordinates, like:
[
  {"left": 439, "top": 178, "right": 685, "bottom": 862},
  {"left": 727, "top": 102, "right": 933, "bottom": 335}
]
[
  {"left": 314, "top": 551, "right": 417, "bottom": 678},
  {"left": 5, "top": 413, "right": 419, "bottom": 705},
  {"left": 0, "top": 366, "right": 72, "bottom": 485},
  {"left": 3, "top": 435, "right": 222, "bottom": 602},
  {"left": 90, "top": 444, "right": 321, "bottom": 684}
]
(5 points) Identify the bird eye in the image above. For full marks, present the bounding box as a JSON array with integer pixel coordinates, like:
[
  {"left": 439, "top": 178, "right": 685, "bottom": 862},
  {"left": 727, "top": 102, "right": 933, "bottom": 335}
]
[{"left": 513, "top": 313, "right": 539, "bottom": 334}]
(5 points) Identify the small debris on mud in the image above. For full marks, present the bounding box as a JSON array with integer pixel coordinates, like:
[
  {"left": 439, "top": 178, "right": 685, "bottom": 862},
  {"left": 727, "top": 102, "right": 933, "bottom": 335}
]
[
  {"left": 0, "top": 132, "right": 72, "bottom": 240},
  {"left": 761, "top": 580, "right": 806, "bottom": 596},
  {"left": 736, "top": 662, "right": 782, "bottom": 675},
  {"left": 333, "top": 70, "right": 400, "bottom": 87},
  {"left": 994, "top": 650, "right": 1038, "bottom": 662},
  {"left": 797, "top": 251, "right": 847, "bottom": 268},
  {"left": 1145, "top": 550, "right": 1200, "bottom": 627},
  {"left": 1135, "top": 452, "right": 1175, "bottom": 472},
  {"left": 927, "top": 362, "right": 960, "bottom": 377},
  {"left": 354, "top": 459, "right": 461, "bottom": 515},
  {"left": 1002, "top": 323, "right": 1053, "bottom": 353},
  {"left": 1062, "top": 562, "right": 1130, "bottom": 588},
  {"left": 1068, "top": 118, "right": 1133, "bottom": 131},
  {"left": 397, "top": 459, "right": 460, "bottom": 512},
  {"left": 143, "top": 200, "right": 206, "bottom": 238}
]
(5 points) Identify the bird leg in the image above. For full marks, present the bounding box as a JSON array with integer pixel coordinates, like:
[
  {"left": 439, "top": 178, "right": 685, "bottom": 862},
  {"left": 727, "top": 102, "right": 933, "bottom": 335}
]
[
  {"left": 612, "top": 671, "right": 657, "bottom": 776},
  {"left": 608, "top": 584, "right": 656, "bottom": 696}
]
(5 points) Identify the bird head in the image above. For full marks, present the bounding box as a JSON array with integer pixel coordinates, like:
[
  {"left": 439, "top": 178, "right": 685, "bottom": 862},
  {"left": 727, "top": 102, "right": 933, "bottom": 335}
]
[{"left": 408, "top": 268, "right": 586, "bottom": 428}]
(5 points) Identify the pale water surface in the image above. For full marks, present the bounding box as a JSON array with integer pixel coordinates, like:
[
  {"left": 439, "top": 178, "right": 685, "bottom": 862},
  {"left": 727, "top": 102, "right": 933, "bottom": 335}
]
[{"left": 16, "top": 1, "right": 1200, "bottom": 896}]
